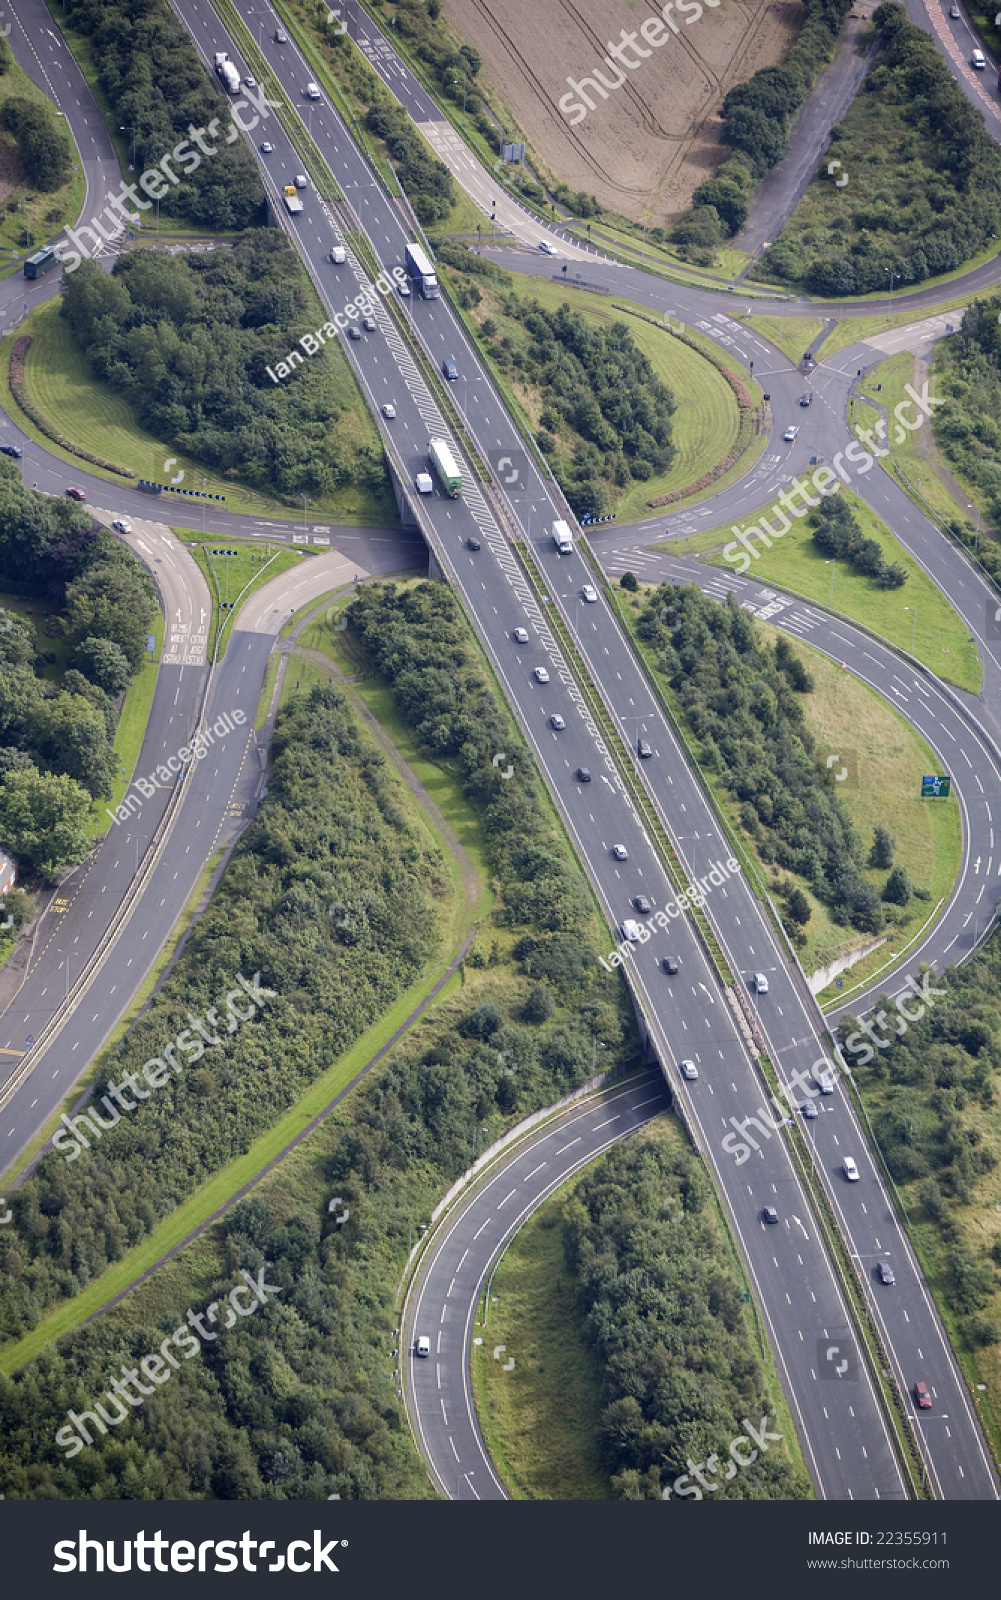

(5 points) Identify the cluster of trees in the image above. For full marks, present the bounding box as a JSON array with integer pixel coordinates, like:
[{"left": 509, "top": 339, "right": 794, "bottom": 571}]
[
  {"left": 0, "top": 97, "right": 73, "bottom": 192},
  {"left": 363, "top": 101, "right": 456, "bottom": 225},
  {"left": 59, "top": 0, "right": 263, "bottom": 230},
  {"left": 61, "top": 238, "right": 388, "bottom": 502},
  {"left": 933, "top": 297, "right": 1001, "bottom": 538},
  {"left": 638, "top": 584, "right": 888, "bottom": 933},
  {"left": 477, "top": 298, "right": 675, "bottom": 519},
  {"left": 836, "top": 944, "right": 1001, "bottom": 1348},
  {"left": 811, "top": 496, "right": 907, "bottom": 587},
  {"left": 0, "top": 683, "right": 449, "bottom": 1350},
  {"left": 562, "top": 1133, "right": 810, "bottom": 1499},
  {"left": 0, "top": 643, "right": 633, "bottom": 1493},
  {"left": 757, "top": 5, "right": 1001, "bottom": 294},
  {"left": 669, "top": 0, "right": 850, "bottom": 256},
  {"left": 721, "top": 0, "right": 852, "bottom": 178},
  {"left": 0, "top": 471, "right": 157, "bottom": 875},
  {"left": 347, "top": 582, "right": 602, "bottom": 934}
]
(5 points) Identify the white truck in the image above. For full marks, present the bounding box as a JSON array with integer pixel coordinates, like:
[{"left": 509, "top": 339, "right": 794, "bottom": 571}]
[
  {"left": 213, "top": 52, "right": 241, "bottom": 94},
  {"left": 552, "top": 519, "right": 574, "bottom": 554},
  {"left": 305, "top": 82, "right": 321, "bottom": 100},
  {"left": 404, "top": 241, "right": 438, "bottom": 299}
]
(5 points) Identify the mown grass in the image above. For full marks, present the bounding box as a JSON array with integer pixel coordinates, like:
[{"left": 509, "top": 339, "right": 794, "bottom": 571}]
[
  {"left": 744, "top": 315, "right": 827, "bottom": 366},
  {"left": 854, "top": 349, "right": 969, "bottom": 532},
  {"left": 706, "top": 490, "right": 981, "bottom": 693},
  {"left": 186, "top": 540, "right": 307, "bottom": 657}
]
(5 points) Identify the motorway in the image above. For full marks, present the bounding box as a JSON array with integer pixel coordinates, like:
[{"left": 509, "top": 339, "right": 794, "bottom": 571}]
[{"left": 0, "top": 0, "right": 997, "bottom": 1504}]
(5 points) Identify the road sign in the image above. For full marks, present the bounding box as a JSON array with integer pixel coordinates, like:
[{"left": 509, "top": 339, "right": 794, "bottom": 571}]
[
  {"left": 501, "top": 143, "right": 525, "bottom": 163},
  {"left": 145, "top": 634, "right": 156, "bottom": 652},
  {"left": 920, "top": 774, "right": 951, "bottom": 799}
]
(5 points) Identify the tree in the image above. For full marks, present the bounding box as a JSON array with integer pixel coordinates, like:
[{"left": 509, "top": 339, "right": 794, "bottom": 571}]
[
  {"left": 0, "top": 609, "right": 35, "bottom": 669},
  {"left": 26, "top": 691, "right": 118, "bottom": 799},
  {"left": 71, "top": 636, "right": 132, "bottom": 695},
  {"left": 63, "top": 564, "right": 157, "bottom": 675},
  {"left": 691, "top": 179, "right": 748, "bottom": 236},
  {"left": 883, "top": 864, "right": 913, "bottom": 905},
  {"left": 0, "top": 97, "right": 72, "bottom": 191},
  {"left": 785, "top": 888, "right": 812, "bottom": 927},
  {"left": 870, "top": 826, "right": 895, "bottom": 868},
  {"left": 523, "top": 983, "right": 555, "bottom": 1023},
  {"left": 0, "top": 768, "right": 91, "bottom": 880},
  {"left": 619, "top": 571, "right": 638, "bottom": 592}
]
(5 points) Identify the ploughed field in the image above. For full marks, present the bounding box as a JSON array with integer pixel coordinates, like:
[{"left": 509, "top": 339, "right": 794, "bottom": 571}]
[{"left": 446, "top": 0, "right": 799, "bottom": 220}]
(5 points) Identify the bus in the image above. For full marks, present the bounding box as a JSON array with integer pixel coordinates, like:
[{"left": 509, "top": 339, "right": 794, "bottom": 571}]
[{"left": 24, "top": 245, "right": 60, "bottom": 279}]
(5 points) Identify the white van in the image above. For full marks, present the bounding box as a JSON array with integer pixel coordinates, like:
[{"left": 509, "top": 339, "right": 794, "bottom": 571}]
[{"left": 415, "top": 472, "right": 433, "bottom": 494}]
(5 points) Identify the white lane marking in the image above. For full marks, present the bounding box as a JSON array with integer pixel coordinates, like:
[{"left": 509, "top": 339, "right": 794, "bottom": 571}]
[
  {"left": 555, "top": 1137, "right": 581, "bottom": 1155},
  {"left": 497, "top": 1188, "right": 517, "bottom": 1208}
]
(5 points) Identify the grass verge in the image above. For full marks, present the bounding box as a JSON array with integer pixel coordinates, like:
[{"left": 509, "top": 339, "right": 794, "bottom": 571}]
[
  {"left": 471, "top": 1168, "right": 611, "bottom": 1499},
  {"left": 706, "top": 489, "right": 981, "bottom": 693},
  {"left": 0, "top": 52, "right": 86, "bottom": 278}
]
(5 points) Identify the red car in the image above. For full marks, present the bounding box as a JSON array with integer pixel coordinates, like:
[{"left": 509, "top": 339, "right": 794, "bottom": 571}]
[
  {"left": 66, "top": 486, "right": 86, "bottom": 501},
  {"left": 914, "top": 1381, "right": 932, "bottom": 1409}
]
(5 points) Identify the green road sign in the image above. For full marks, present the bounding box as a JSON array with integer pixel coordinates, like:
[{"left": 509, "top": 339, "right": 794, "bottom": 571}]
[{"left": 920, "top": 775, "right": 951, "bottom": 799}]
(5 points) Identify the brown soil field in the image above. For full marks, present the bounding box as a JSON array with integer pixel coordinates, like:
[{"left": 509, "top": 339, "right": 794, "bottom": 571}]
[{"left": 445, "top": 0, "right": 800, "bottom": 222}]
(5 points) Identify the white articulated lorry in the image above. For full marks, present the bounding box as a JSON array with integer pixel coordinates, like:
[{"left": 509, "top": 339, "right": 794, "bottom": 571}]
[{"left": 213, "top": 52, "right": 241, "bottom": 94}]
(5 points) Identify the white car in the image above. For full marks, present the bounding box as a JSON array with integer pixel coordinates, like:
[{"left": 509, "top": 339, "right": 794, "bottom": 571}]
[
  {"left": 621, "top": 920, "right": 640, "bottom": 942},
  {"left": 971, "top": 47, "right": 986, "bottom": 68},
  {"left": 397, "top": 279, "right": 411, "bottom": 296},
  {"left": 111, "top": 518, "right": 132, "bottom": 534},
  {"left": 753, "top": 972, "right": 769, "bottom": 994},
  {"left": 582, "top": 584, "right": 598, "bottom": 602},
  {"left": 382, "top": 403, "right": 397, "bottom": 418},
  {"left": 416, "top": 1335, "right": 430, "bottom": 1357},
  {"left": 513, "top": 627, "right": 529, "bottom": 643},
  {"left": 533, "top": 666, "right": 550, "bottom": 683},
  {"left": 681, "top": 1059, "right": 698, "bottom": 1081},
  {"left": 539, "top": 239, "right": 557, "bottom": 255},
  {"left": 949, "top": 2, "right": 960, "bottom": 13},
  {"left": 843, "top": 1156, "right": 860, "bottom": 1182},
  {"left": 260, "top": 142, "right": 274, "bottom": 154},
  {"left": 612, "top": 844, "right": 628, "bottom": 860},
  {"left": 783, "top": 425, "right": 799, "bottom": 442},
  {"left": 294, "top": 174, "right": 308, "bottom": 189},
  {"left": 550, "top": 714, "right": 566, "bottom": 730},
  {"left": 244, "top": 75, "right": 257, "bottom": 89}
]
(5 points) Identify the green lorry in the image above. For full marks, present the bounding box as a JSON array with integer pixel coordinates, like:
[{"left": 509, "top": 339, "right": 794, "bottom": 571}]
[{"left": 428, "top": 438, "right": 462, "bottom": 498}]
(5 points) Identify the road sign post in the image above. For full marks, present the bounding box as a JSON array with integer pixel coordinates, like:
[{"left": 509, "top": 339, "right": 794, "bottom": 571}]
[{"left": 920, "top": 775, "right": 951, "bottom": 799}]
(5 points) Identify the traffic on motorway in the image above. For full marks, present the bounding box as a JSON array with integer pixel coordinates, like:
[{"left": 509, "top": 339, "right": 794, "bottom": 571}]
[{"left": 0, "top": 0, "right": 998, "bottom": 1529}]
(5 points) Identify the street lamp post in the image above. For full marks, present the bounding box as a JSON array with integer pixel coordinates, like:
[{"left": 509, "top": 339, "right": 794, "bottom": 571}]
[
  {"left": 826, "top": 558, "right": 835, "bottom": 606},
  {"left": 886, "top": 269, "right": 899, "bottom": 321},
  {"left": 905, "top": 605, "right": 917, "bottom": 655},
  {"left": 120, "top": 125, "right": 136, "bottom": 169}
]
